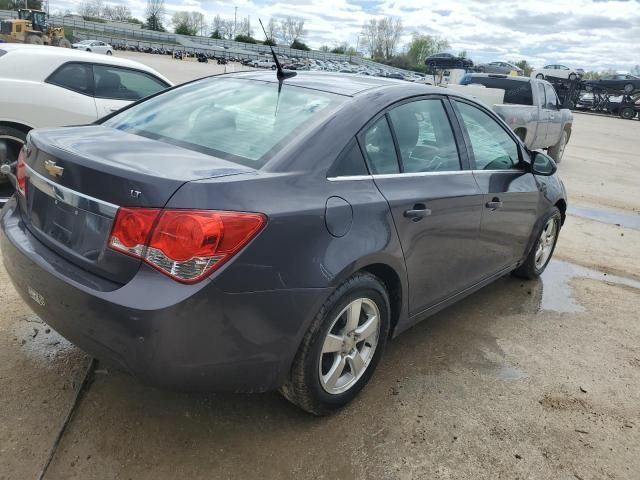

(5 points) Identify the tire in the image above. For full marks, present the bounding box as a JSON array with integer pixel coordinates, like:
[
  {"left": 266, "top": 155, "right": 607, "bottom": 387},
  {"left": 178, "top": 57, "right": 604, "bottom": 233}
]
[
  {"left": 271, "top": 65, "right": 276, "bottom": 70},
  {"left": 547, "top": 129, "right": 568, "bottom": 163},
  {"left": 26, "top": 35, "right": 43, "bottom": 45},
  {"left": 280, "top": 272, "right": 390, "bottom": 415},
  {"left": 624, "top": 83, "right": 635, "bottom": 94},
  {"left": 106, "top": 50, "right": 112, "bottom": 55},
  {"left": 513, "top": 207, "right": 561, "bottom": 279},
  {"left": 86, "top": 48, "right": 91, "bottom": 52},
  {"left": 0, "top": 125, "right": 28, "bottom": 185},
  {"left": 620, "top": 107, "right": 636, "bottom": 120},
  {"left": 568, "top": 73, "right": 577, "bottom": 81},
  {"left": 536, "top": 73, "right": 544, "bottom": 79},
  {"left": 58, "top": 38, "right": 71, "bottom": 48},
  {"left": 477, "top": 66, "right": 485, "bottom": 73}
]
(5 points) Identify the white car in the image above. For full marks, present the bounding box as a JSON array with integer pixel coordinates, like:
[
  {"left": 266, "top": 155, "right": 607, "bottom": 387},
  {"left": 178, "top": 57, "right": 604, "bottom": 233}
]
[
  {"left": 252, "top": 59, "right": 276, "bottom": 70},
  {"left": 531, "top": 64, "right": 582, "bottom": 81},
  {"left": 72, "top": 39, "right": 114, "bottom": 55},
  {"left": 0, "top": 44, "right": 171, "bottom": 182}
]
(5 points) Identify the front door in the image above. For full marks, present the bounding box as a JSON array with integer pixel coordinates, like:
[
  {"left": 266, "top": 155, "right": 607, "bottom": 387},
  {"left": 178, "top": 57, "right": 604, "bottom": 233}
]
[
  {"left": 360, "top": 98, "right": 485, "bottom": 315},
  {"left": 452, "top": 99, "right": 540, "bottom": 273}
]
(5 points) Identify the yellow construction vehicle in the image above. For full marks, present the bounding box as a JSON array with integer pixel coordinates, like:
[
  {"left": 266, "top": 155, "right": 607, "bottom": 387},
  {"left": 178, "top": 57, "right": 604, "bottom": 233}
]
[{"left": 0, "top": 9, "right": 71, "bottom": 48}]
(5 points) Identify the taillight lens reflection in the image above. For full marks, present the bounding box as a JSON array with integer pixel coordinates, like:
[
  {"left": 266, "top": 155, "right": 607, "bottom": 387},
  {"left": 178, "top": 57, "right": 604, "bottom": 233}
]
[
  {"left": 109, "top": 208, "right": 266, "bottom": 283},
  {"left": 16, "top": 148, "right": 27, "bottom": 197}
]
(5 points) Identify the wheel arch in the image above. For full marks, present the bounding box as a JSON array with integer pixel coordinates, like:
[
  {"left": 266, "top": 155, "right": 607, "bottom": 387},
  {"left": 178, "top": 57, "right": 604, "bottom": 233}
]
[
  {"left": 554, "top": 198, "right": 567, "bottom": 225},
  {"left": 0, "top": 120, "right": 34, "bottom": 134}
]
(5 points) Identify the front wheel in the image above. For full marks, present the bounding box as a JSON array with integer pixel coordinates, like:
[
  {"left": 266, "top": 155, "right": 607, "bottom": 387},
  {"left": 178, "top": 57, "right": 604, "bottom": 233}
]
[
  {"left": 280, "top": 272, "right": 390, "bottom": 415},
  {"left": 0, "top": 125, "right": 28, "bottom": 185},
  {"left": 513, "top": 208, "right": 561, "bottom": 279},
  {"left": 536, "top": 73, "right": 544, "bottom": 79},
  {"left": 569, "top": 73, "right": 577, "bottom": 81},
  {"left": 624, "top": 83, "right": 635, "bottom": 94},
  {"left": 106, "top": 50, "right": 112, "bottom": 55},
  {"left": 620, "top": 106, "right": 636, "bottom": 120}
]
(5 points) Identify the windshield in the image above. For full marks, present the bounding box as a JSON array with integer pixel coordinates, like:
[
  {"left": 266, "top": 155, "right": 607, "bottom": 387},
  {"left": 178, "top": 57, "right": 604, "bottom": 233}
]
[
  {"left": 460, "top": 76, "right": 533, "bottom": 106},
  {"left": 103, "top": 77, "right": 345, "bottom": 168}
]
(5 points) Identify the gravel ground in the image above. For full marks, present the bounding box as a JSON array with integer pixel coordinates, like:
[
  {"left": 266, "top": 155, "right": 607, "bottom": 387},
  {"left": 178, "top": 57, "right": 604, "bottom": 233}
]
[{"left": 0, "top": 54, "right": 638, "bottom": 480}]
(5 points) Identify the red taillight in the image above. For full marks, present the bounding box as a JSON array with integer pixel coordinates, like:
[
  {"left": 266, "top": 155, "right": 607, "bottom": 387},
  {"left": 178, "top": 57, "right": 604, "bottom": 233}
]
[
  {"left": 109, "top": 208, "right": 266, "bottom": 283},
  {"left": 16, "top": 148, "right": 27, "bottom": 197}
]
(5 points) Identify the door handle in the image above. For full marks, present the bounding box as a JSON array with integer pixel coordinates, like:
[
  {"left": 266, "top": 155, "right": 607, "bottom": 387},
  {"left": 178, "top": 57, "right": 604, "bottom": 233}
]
[
  {"left": 404, "top": 204, "right": 431, "bottom": 220},
  {"left": 485, "top": 198, "right": 503, "bottom": 210}
]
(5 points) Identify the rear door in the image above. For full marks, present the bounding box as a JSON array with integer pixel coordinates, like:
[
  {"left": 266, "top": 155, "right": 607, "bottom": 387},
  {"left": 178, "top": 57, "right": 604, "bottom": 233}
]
[
  {"left": 92, "top": 64, "right": 169, "bottom": 117},
  {"left": 360, "top": 96, "right": 485, "bottom": 315},
  {"left": 534, "top": 81, "right": 550, "bottom": 148},
  {"left": 451, "top": 98, "right": 540, "bottom": 274},
  {"left": 543, "top": 83, "right": 562, "bottom": 146}
]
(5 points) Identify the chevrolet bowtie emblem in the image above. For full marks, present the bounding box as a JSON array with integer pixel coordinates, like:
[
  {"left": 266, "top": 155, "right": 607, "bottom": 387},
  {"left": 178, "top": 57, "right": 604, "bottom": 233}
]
[{"left": 44, "top": 160, "right": 64, "bottom": 177}]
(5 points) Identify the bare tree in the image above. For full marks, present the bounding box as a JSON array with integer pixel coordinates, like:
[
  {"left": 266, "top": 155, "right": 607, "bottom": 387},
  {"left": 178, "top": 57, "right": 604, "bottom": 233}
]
[
  {"left": 236, "top": 17, "right": 253, "bottom": 37},
  {"left": 78, "top": 0, "right": 103, "bottom": 18},
  {"left": 265, "top": 18, "right": 279, "bottom": 42},
  {"left": 102, "top": 4, "right": 131, "bottom": 21},
  {"left": 360, "top": 17, "right": 403, "bottom": 60},
  {"left": 172, "top": 11, "right": 205, "bottom": 36},
  {"left": 279, "top": 17, "right": 305, "bottom": 44}
]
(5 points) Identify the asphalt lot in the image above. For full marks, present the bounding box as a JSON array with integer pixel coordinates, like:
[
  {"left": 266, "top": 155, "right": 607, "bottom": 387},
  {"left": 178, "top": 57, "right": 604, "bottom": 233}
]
[{"left": 1, "top": 53, "right": 639, "bottom": 480}]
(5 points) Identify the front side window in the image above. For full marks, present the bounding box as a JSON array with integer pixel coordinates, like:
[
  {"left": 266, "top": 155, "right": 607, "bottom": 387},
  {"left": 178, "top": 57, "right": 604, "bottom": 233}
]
[
  {"left": 455, "top": 101, "right": 520, "bottom": 170},
  {"left": 537, "top": 82, "right": 546, "bottom": 107},
  {"left": 387, "top": 99, "right": 460, "bottom": 173},
  {"left": 46, "top": 62, "right": 94, "bottom": 95},
  {"left": 103, "top": 77, "right": 345, "bottom": 167},
  {"left": 362, "top": 116, "right": 399, "bottom": 174},
  {"left": 94, "top": 65, "right": 168, "bottom": 100}
]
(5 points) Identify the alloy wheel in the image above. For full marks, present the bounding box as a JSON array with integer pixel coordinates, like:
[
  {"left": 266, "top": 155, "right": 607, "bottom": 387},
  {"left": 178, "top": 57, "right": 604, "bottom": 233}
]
[
  {"left": 0, "top": 135, "right": 25, "bottom": 167},
  {"left": 535, "top": 218, "right": 557, "bottom": 270},
  {"left": 319, "top": 298, "right": 380, "bottom": 395}
]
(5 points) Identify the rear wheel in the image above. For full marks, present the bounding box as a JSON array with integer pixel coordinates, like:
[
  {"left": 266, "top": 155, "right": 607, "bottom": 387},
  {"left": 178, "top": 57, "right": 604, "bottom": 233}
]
[
  {"left": 106, "top": 50, "right": 112, "bottom": 55},
  {"left": 620, "top": 106, "right": 636, "bottom": 120},
  {"left": 536, "top": 73, "right": 544, "bottom": 79},
  {"left": 58, "top": 38, "right": 71, "bottom": 48},
  {"left": 280, "top": 272, "right": 390, "bottom": 415},
  {"left": 548, "top": 129, "right": 568, "bottom": 163},
  {"left": 624, "top": 83, "right": 635, "bottom": 94},
  {"left": 513, "top": 208, "right": 561, "bottom": 279},
  {"left": 0, "top": 125, "right": 28, "bottom": 185},
  {"left": 569, "top": 73, "right": 577, "bottom": 81}
]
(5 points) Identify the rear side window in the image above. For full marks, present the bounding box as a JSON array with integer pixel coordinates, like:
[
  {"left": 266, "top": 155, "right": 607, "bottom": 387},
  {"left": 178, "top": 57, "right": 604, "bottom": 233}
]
[
  {"left": 94, "top": 65, "right": 168, "bottom": 101},
  {"left": 328, "top": 139, "right": 368, "bottom": 177},
  {"left": 536, "top": 82, "right": 546, "bottom": 107},
  {"left": 460, "top": 77, "right": 533, "bottom": 105},
  {"left": 361, "top": 116, "right": 399, "bottom": 174},
  {"left": 544, "top": 84, "right": 559, "bottom": 109},
  {"left": 46, "top": 62, "right": 94, "bottom": 95},
  {"left": 103, "top": 77, "right": 345, "bottom": 167},
  {"left": 387, "top": 99, "right": 460, "bottom": 173}
]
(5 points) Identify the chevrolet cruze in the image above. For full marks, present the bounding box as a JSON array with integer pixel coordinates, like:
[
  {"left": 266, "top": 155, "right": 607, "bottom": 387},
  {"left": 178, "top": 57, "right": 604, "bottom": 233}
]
[{"left": 0, "top": 71, "right": 567, "bottom": 415}]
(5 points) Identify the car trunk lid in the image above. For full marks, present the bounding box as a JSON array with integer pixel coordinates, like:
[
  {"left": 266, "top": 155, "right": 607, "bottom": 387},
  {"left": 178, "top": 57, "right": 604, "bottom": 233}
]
[{"left": 20, "top": 126, "right": 253, "bottom": 284}]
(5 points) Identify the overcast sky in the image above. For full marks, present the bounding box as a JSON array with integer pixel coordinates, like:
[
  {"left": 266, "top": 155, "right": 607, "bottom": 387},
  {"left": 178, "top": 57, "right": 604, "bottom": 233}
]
[{"left": 55, "top": 0, "right": 640, "bottom": 71}]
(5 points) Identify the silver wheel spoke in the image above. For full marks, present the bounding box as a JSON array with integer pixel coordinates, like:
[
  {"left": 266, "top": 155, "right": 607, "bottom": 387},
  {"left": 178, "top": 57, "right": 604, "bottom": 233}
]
[
  {"left": 322, "top": 334, "right": 344, "bottom": 354},
  {"left": 346, "top": 351, "right": 366, "bottom": 378},
  {"left": 323, "top": 356, "right": 346, "bottom": 390},
  {"left": 355, "top": 316, "right": 378, "bottom": 342},
  {"left": 345, "top": 299, "right": 362, "bottom": 332}
]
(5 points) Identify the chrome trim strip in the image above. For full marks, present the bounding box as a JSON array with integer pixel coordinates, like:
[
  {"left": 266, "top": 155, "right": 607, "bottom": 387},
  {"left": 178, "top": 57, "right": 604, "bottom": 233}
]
[
  {"left": 25, "top": 163, "right": 119, "bottom": 217},
  {"left": 328, "top": 168, "right": 526, "bottom": 181}
]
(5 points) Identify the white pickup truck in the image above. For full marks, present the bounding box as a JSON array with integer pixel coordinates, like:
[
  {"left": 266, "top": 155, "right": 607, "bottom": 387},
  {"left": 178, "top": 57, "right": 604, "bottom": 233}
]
[{"left": 450, "top": 74, "right": 573, "bottom": 162}]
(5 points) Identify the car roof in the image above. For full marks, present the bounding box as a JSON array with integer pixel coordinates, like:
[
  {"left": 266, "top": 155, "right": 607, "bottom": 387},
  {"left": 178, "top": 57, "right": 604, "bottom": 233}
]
[
  {"left": 225, "top": 70, "right": 411, "bottom": 96},
  {"left": 0, "top": 44, "right": 172, "bottom": 84}
]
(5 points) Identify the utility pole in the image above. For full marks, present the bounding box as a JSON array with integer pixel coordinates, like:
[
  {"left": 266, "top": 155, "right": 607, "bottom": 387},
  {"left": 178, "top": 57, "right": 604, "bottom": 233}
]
[{"left": 233, "top": 6, "right": 237, "bottom": 38}]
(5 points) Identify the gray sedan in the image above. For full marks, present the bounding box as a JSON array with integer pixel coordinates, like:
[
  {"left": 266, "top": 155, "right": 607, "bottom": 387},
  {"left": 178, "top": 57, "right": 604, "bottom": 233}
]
[
  {"left": 0, "top": 71, "right": 567, "bottom": 415},
  {"left": 477, "top": 61, "right": 524, "bottom": 75}
]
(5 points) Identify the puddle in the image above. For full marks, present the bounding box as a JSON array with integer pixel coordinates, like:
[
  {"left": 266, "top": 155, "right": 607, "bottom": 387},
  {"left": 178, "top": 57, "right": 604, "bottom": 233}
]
[
  {"left": 568, "top": 206, "right": 640, "bottom": 230},
  {"left": 540, "top": 260, "right": 640, "bottom": 313}
]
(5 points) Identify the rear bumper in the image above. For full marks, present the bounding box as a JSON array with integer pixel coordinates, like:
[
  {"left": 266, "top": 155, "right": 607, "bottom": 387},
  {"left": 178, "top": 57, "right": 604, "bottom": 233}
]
[{"left": 0, "top": 198, "right": 329, "bottom": 392}]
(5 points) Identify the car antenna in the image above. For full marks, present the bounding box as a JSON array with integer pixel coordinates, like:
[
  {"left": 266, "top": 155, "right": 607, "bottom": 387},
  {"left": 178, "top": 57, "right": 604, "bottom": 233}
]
[{"left": 259, "top": 19, "right": 296, "bottom": 80}]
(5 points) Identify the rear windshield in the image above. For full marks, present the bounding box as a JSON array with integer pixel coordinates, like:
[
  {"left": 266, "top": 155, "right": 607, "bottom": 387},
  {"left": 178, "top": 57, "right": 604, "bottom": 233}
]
[
  {"left": 460, "top": 76, "right": 533, "bottom": 106},
  {"left": 103, "top": 77, "right": 345, "bottom": 168}
]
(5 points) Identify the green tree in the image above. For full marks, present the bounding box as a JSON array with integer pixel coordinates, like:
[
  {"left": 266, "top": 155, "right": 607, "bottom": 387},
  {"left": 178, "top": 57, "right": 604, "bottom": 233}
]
[
  {"left": 234, "top": 34, "right": 256, "bottom": 44},
  {"left": 210, "top": 29, "right": 222, "bottom": 39},
  {"left": 406, "top": 33, "right": 450, "bottom": 67},
  {"left": 263, "top": 38, "right": 276, "bottom": 46},
  {"left": 515, "top": 60, "right": 533, "bottom": 76},
  {"left": 290, "top": 39, "right": 310, "bottom": 51}
]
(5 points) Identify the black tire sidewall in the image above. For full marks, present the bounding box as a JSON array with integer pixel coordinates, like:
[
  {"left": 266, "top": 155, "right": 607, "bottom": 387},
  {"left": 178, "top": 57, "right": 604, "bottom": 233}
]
[{"left": 302, "top": 276, "right": 390, "bottom": 412}]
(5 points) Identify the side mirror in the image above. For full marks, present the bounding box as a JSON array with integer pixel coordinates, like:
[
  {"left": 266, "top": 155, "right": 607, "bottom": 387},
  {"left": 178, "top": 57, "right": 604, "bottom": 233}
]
[{"left": 530, "top": 151, "right": 557, "bottom": 176}]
